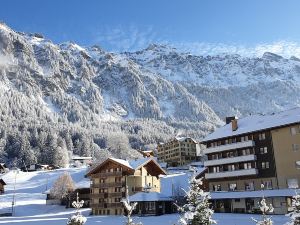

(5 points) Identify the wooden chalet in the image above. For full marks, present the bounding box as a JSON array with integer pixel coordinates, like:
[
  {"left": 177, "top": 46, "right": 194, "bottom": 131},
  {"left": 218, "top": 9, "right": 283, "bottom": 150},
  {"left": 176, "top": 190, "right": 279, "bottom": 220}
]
[{"left": 86, "top": 158, "right": 166, "bottom": 215}]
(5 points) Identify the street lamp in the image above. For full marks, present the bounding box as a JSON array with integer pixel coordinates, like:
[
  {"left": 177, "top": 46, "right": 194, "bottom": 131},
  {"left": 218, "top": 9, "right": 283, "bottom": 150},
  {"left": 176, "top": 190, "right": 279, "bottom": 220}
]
[{"left": 11, "top": 168, "right": 19, "bottom": 216}]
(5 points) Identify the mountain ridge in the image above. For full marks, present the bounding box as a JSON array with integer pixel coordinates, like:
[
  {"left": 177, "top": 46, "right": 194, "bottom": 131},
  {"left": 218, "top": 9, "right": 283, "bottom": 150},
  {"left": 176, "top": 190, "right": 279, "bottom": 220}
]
[{"left": 0, "top": 22, "right": 299, "bottom": 164}]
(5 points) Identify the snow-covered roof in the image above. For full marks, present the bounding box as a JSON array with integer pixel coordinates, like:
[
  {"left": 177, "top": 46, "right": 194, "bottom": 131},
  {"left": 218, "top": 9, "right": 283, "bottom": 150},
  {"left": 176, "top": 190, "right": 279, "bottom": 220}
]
[
  {"left": 75, "top": 178, "right": 90, "bottom": 189},
  {"left": 87, "top": 157, "right": 166, "bottom": 176},
  {"left": 128, "top": 158, "right": 150, "bottom": 170},
  {"left": 210, "top": 189, "right": 299, "bottom": 199},
  {"left": 129, "top": 192, "right": 173, "bottom": 202},
  {"left": 175, "top": 137, "right": 198, "bottom": 143},
  {"left": 202, "top": 107, "right": 300, "bottom": 142}
]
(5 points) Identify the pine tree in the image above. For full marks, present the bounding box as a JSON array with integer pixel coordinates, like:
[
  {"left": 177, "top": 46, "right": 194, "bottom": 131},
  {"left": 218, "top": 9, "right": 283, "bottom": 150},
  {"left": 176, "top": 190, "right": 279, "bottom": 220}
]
[
  {"left": 177, "top": 171, "right": 216, "bottom": 225},
  {"left": 286, "top": 193, "right": 300, "bottom": 225}
]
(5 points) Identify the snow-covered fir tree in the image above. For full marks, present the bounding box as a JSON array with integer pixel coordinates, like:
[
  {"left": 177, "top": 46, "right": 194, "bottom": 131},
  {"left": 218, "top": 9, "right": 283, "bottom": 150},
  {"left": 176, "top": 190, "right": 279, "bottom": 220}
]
[
  {"left": 286, "top": 193, "right": 300, "bottom": 225},
  {"left": 66, "top": 193, "right": 87, "bottom": 225},
  {"left": 177, "top": 171, "right": 216, "bottom": 225},
  {"left": 121, "top": 186, "right": 142, "bottom": 225},
  {"left": 252, "top": 185, "right": 274, "bottom": 225}
]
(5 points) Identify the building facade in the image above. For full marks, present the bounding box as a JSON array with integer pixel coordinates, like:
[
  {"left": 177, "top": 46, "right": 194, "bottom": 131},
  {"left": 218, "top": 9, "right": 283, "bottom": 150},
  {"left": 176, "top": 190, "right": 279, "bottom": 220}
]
[
  {"left": 201, "top": 108, "right": 300, "bottom": 214},
  {"left": 157, "top": 137, "right": 200, "bottom": 167},
  {"left": 86, "top": 158, "right": 166, "bottom": 215}
]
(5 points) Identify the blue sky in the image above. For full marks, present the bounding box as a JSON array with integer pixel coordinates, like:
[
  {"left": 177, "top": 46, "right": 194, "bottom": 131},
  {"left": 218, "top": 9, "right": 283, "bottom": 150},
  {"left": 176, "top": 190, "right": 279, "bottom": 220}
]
[{"left": 1, "top": 0, "right": 300, "bottom": 55}]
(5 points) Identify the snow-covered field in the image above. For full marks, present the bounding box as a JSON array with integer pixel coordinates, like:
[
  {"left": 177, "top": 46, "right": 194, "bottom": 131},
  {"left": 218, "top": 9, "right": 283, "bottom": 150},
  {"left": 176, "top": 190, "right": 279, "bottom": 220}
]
[{"left": 0, "top": 169, "right": 289, "bottom": 225}]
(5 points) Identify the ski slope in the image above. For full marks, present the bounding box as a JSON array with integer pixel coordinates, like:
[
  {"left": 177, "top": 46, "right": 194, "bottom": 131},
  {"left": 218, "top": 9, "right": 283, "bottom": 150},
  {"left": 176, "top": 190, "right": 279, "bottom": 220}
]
[{"left": 0, "top": 168, "right": 289, "bottom": 224}]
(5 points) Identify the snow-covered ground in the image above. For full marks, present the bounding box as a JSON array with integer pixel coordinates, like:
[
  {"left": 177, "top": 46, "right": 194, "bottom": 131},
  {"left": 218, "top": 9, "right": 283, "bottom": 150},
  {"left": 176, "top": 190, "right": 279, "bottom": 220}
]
[{"left": 0, "top": 168, "right": 289, "bottom": 225}]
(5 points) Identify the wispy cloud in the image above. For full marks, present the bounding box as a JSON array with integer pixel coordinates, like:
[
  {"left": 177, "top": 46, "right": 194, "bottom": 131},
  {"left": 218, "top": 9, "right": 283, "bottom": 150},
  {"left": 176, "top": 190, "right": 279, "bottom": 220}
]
[
  {"left": 92, "top": 25, "right": 300, "bottom": 58},
  {"left": 93, "top": 24, "right": 162, "bottom": 52},
  {"left": 172, "top": 41, "right": 300, "bottom": 58}
]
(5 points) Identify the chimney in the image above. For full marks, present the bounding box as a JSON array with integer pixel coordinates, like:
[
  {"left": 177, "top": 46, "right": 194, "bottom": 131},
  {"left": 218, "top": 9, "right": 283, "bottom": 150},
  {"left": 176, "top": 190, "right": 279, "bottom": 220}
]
[
  {"left": 231, "top": 118, "right": 238, "bottom": 131},
  {"left": 226, "top": 116, "right": 236, "bottom": 124}
]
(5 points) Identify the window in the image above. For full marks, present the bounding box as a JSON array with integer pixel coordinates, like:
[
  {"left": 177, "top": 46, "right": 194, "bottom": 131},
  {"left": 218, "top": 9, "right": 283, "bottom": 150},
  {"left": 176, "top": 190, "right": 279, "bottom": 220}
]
[
  {"left": 229, "top": 183, "right": 237, "bottom": 191},
  {"left": 115, "top": 177, "right": 122, "bottom": 182},
  {"left": 260, "top": 147, "right": 268, "bottom": 154},
  {"left": 292, "top": 144, "right": 300, "bottom": 151},
  {"left": 228, "top": 164, "right": 235, "bottom": 171},
  {"left": 245, "top": 182, "right": 254, "bottom": 191},
  {"left": 295, "top": 161, "right": 300, "bottom": 169},
  {"left": 213, "top": 166, "right": 220, "bottom": 173},
  {"left": 213, "top": 184, "right": 221, "bottom": 191},
  {"left": 241, "top": 136, "right": 248, "bottom": 142},
  {"left": 261, "top": 162, "right": 270, "bottom": 169},
  {"left": 242, "top": 148, "right": 251, "bottom": 156},
  {"left": 259, "top": 133, "right": 266, "bottom": 140},
  {"left": 145, "top": 202, "right": 155, "bottom": 211},
  {"left": 244, "top": 162, "right": 252, "bottom": 169},
  {"left": 291, "top": 127, "right": 297, "bottom": 135},
  {"left": 262, "top": 180, "right": 272, "bottom": 189},
  {"left": 287, "top": 179, "right": 299, "bottom": 188}
]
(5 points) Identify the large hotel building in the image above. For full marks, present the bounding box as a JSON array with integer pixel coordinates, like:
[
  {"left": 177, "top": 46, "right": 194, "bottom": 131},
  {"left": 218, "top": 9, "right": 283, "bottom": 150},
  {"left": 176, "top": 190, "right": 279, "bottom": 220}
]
[
  {"left": 157, "top": 137, "right": 200, "bottom": 167},
  {"left": 201, "top": 108, "right": 300, "bottom": 214}
]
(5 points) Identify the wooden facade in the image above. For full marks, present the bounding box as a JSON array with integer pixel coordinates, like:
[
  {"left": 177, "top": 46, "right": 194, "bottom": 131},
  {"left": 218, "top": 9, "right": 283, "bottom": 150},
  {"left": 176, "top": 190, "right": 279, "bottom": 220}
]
[{"left": 86, "top": 158, "right": 166, "bottom": 216}]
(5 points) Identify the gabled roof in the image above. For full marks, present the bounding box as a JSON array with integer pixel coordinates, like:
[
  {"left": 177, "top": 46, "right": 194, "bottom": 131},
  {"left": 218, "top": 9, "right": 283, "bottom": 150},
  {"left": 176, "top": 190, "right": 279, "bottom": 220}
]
[
  {"left": 129, "top": 192, "right": 173, "bottom": 202},
  {"left": 202, "top": 107, "right": 300, "bottom": 142},
  {"left": 86, "top": 157, "right": 166, "bottom": 176},
  {"left": 0, "top": 179, "right": 6, "bottom": 185}
]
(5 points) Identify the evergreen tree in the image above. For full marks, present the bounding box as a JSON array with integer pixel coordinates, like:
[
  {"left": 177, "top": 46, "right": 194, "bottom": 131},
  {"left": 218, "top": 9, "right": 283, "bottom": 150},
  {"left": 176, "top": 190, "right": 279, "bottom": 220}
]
[
  {"left": 252, "top": 185, "right": 274, "bottom": 225},
  {"left": 177, "top": 171, "right": 216, "bottom": 225},
  {"left": 286, "top": 193, "right": 300, "bottom": 225},
  {"left": 66, "top": 193, "right": 87, "bottom": 225}
]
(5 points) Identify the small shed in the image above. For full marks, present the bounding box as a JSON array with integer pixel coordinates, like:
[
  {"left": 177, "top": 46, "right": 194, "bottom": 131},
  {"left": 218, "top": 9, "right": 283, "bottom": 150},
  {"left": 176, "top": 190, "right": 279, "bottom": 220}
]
[
  {"left": 129, "top": 192, "right": 174, "bottom": 216},
  {"left": 0, "top": 179, "right": 7, "bottom": 194}
]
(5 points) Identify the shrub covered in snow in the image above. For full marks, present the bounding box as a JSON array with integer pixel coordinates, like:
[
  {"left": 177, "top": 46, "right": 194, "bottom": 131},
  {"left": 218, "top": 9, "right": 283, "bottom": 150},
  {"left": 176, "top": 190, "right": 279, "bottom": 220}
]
[
  {"left": 177, "top": 171, "right": 216, "bottom": 225},
  {"left": 67, "top": 214, "right": 87, "bottom": 225},
  {"left": 286, "top": 193, "right": 300, "bottom": 225}
]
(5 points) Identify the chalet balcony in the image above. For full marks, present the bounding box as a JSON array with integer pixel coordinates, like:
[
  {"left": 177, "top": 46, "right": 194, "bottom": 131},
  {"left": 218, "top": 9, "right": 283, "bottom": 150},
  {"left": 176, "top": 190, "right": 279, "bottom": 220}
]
[
  {"left": 90, "top": 192, "right": 125, "bottom": 198},
  {"left": 203, "top": 140, "right": 255, "bottom": 154},
  {"left": 91, "top": 182, "right": 125, "bottom": 188},
  {"left": 204, "top": 154, "right": 257, "bottom": 167},
  {"left": 205, "top": 168, "right": 258, "bottom": 179},
  {"left": 90, "top": 202, "right": 123, "bottom": 209},
  {"left": 91, "top": 171, "right": 123, "bottom": 178}
]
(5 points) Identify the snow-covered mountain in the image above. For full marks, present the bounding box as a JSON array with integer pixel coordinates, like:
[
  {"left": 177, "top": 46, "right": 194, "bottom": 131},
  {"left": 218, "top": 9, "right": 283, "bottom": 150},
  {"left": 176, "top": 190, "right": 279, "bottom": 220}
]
[{"left": 0, "top": 22, "right": 300, "bottom": 147}]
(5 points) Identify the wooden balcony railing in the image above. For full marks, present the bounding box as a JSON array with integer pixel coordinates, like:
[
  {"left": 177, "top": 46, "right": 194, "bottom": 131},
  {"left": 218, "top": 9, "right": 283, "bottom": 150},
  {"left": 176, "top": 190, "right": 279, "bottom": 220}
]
[
  {"left": 90, "top": 202, "right": 123, "bottom": 209},
  {"left": 91, "top": 171, "right": 123, "bottom": 178},
  {"left": 91, "top": 182, "right": 125, "bottom": 188}
]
